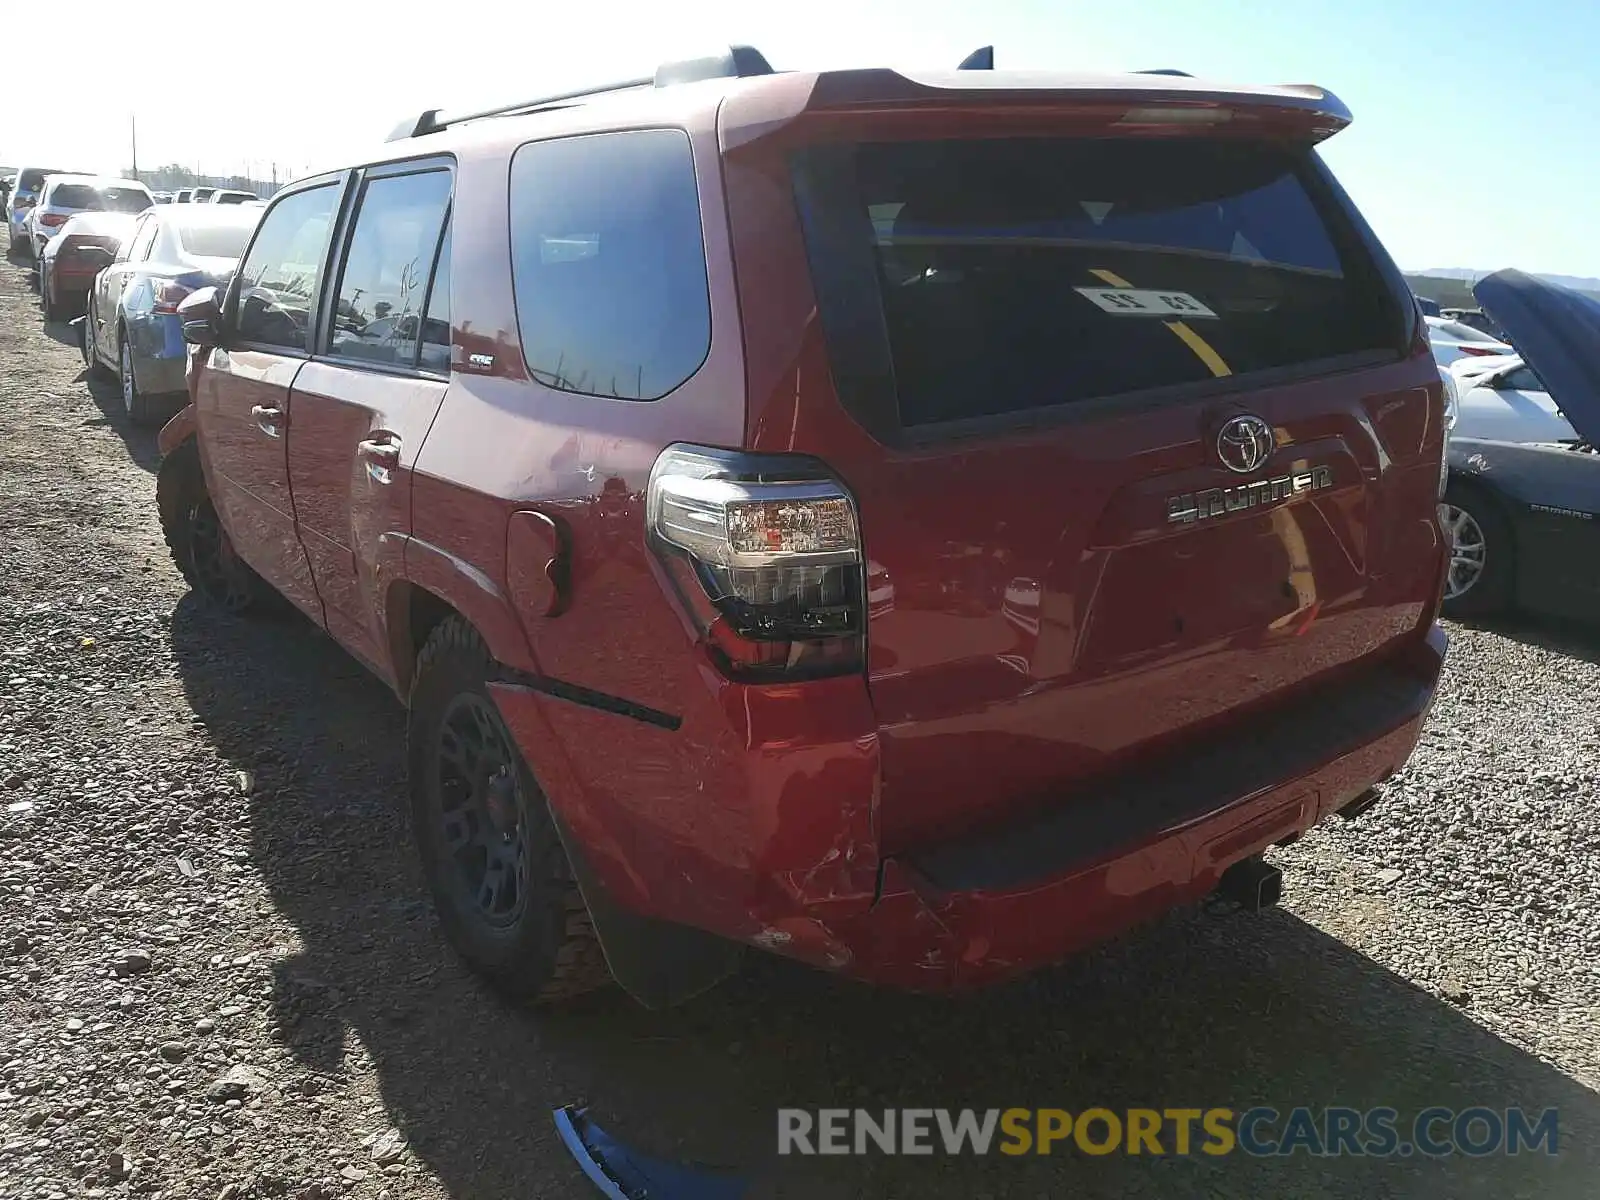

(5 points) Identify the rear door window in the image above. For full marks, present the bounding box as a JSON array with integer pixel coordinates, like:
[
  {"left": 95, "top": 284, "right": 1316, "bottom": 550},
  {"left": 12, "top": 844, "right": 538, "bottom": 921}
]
[
  {"left": 795, "top": 138, "right": 1402, "bottom": 428},
  {"left": 127, "top": 217, "right": 159, "bottom": 262},
  {"left": 508, "top": 129, "right": 710, "bottom": 400},
  {"left": 325, "top": 168, "right": 452, "bottom": 369}
]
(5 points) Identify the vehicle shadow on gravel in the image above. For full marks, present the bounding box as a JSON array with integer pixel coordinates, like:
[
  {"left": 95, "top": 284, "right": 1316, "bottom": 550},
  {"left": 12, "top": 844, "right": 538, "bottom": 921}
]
[
  {"left": 76, "top": 373, "right": 163, "bottom": 473},
  {"left": 41, "top": 319, "right": 79, "bottom": 350},
  {"left": 1454, "top": 613, "right": 1600, "bottom": 669},
  {"left": 7, "top": 244, "right": 36, "bottom": 275},
  {"left": 167, "top": 599, "right": 1600, "bottom": 1200}
]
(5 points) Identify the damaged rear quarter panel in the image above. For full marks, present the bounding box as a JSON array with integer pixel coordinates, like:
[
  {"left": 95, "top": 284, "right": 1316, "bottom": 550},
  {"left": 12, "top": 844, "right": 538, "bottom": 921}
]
[{"left": 495, "top": 667, "right": 884, "bottom": 946}]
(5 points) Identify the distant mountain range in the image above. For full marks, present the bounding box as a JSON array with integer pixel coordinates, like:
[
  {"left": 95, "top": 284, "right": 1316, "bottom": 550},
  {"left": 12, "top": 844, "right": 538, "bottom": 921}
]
[{"left": 1412, "top": 268, "right": 1600, "bottom": 292}]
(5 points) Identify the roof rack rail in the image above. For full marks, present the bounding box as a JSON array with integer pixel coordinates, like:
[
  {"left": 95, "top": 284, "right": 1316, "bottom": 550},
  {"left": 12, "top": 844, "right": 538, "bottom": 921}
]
[
  {"left": 958, "top": 45, "right": 994, "bottom": 70},
  {"left": 386, "top": 44, "right": 776, "bottom": 142},
  {"left": 1136, "top": 68, "right": 1194, "bottom": 77}
]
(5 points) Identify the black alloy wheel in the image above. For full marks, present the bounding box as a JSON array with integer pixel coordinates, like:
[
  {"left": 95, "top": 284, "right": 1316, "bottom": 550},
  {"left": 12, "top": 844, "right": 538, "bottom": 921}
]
[
  {"left": 184, "top": 493, "right": 258, "bottom": 613},
  {"left": 434, "top": 694, "right": 534, "bottom": 929}
]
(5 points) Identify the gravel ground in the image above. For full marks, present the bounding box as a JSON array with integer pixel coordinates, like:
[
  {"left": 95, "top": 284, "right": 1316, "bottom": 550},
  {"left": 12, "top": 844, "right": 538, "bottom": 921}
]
[{"left": 0, "top": 252, "right": 1597, "bottom": 1200}]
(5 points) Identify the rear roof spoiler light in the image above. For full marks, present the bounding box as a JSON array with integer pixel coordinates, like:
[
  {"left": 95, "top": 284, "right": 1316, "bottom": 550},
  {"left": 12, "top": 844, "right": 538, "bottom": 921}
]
[{"left": 814, "top": 73, "right": 1348, "bottom": 130}]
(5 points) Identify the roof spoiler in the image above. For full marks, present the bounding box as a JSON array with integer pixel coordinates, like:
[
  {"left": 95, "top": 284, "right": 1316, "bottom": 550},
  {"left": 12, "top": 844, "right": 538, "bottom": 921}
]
[{"left": 386, "top": 44, "right": 776, "bottom": 141}]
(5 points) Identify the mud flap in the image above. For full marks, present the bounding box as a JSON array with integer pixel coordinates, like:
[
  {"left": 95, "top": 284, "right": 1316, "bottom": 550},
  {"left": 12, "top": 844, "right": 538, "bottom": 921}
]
[
  {"left": 547, "top": 806, "right": 742, "bottom": 1010},
  {"left": 554, "top": 1105, "right": 747, "bottom": 1199},
  {"left": 156, "top": 403, "right": 198, "bottom": 458}
]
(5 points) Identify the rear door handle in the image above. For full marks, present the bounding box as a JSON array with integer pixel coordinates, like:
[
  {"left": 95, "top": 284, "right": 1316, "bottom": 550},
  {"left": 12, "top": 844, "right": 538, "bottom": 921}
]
[
  {"left": 251, "top": 405, "right": 283, "bottom": 438},
  {"left": 357, "top": 435, "right": 402, "bottom": 485}
]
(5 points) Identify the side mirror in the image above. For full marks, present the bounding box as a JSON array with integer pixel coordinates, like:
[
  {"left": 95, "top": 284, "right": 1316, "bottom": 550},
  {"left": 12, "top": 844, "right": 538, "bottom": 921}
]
[{"left": 178, "top": 285, "right": 223, "bottom": 348}]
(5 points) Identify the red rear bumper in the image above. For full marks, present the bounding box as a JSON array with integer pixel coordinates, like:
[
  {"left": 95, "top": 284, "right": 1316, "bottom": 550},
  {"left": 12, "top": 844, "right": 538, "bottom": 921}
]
[
  {"left": 492, "top": 623, "right": 1446, "bottom": 991},
  {"left": 800, "top": 671, "right": 1434, "bottom": 989}
]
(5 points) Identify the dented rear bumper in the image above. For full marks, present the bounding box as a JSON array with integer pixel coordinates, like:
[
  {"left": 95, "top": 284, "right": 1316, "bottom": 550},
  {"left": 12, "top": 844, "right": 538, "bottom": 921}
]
[{"left": 490, "top": 624, "right": 1446, "bottom": 994}]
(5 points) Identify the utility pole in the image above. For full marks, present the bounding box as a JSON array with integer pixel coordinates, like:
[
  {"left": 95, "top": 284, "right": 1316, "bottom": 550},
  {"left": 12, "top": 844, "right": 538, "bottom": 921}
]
[{"left": 130, "top": 114, "right": 139, "bottom": 179}]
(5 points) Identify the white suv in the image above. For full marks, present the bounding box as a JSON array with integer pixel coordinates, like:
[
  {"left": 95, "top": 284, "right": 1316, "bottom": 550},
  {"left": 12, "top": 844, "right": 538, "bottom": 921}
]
[
  {"left": 7, "top": 166, "right": 70, "bottom": 254},
  {"left": 27, "top": 175, "right": 153, "bottom": 258}
]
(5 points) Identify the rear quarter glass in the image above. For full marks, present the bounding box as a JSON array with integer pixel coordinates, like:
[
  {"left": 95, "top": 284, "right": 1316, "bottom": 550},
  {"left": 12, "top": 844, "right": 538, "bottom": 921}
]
[
  {"left": 793, "top": 137, "right": 1407, "bottom": 431},
  {"left": 507, "top": 127, "right": 711, "bottom": 401}
]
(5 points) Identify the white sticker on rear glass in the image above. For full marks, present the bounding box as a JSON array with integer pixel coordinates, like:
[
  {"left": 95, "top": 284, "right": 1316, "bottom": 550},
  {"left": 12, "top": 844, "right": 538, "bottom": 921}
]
[{"left": 1075, "top": 288, "right": 1219, "bottom": 318}]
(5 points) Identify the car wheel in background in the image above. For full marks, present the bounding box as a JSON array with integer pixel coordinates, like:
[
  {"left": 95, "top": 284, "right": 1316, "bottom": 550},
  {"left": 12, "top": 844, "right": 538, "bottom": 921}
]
[
  {"left": 38, "top": 263, "right": 55, "bottom": 321},
  {"left": 407, "top": 615, "right": 611, "bottom": 1006},
  {"left": 82, "top": 303, "right": 114, "bottom": 382},
  {"left": 120, "top": 331, "right": 162, "bottom": 425},
  {"left": 156, "top": 439, "right": 271, "bottom": 614},
  {"left": 1440, "top": 480, "right": 1515, "bottom": 617}
]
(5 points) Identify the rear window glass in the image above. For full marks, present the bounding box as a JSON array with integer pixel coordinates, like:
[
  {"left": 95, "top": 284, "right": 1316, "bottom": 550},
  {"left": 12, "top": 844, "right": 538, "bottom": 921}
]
[
  {"left": 178, "top": 221, "right": 254, "bottom": 259},
  {"left": 51, "top": 184, "right": 101, "bottom": 209},
  {"left": 102, "top": 187, "right": 151, "bottom": 213},
  {"left": 509, "top": 129, "right": 710, "bottom": 400},
  {"left": 19, "top": 169, "right": 59, "bottom": 194},
  {"left": 797, "top": 138, "right": 1400, "bottom": 427},
  {"left": 1431, "top": 319, "right": 1493, "bottom": 342}
]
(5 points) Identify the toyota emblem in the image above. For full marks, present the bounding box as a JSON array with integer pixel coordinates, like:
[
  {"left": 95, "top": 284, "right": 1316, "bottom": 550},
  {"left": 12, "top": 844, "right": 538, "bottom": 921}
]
[{"left": 1216, "top": 414, "right": 1274, "bottom": 474}]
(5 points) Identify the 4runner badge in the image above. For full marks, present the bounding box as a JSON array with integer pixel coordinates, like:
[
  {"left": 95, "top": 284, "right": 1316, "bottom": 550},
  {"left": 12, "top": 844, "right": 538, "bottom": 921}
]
[{"left": 1167, "top": 466, "right": 1334, "bottom": 525}]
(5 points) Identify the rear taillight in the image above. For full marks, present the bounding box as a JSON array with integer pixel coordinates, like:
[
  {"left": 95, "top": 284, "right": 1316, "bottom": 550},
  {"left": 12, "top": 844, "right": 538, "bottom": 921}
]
[
  {"left": 152, "top": 280, "right": 195, "bottom": 314},
  {"left": 647, "top": 444, "right": 864, "bottom": 682},
  {"left": 1457, "top": 345, "right": 1501, "bottom": 357},
  {"left": 39, "top": 212, "right": 68, "bottom": 228}
]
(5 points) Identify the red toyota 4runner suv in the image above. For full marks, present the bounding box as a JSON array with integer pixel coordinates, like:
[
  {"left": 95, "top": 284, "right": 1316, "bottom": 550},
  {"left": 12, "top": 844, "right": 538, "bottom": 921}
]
[{"left": 155, "top": 48, "right": 1449, "bottom": 1009}]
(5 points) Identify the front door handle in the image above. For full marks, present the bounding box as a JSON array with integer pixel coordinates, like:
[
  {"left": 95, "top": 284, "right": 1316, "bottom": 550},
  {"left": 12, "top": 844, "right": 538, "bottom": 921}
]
[
  {"left": 357, "top": 435, "right": 401, "bottom": 485},
  {"left": 251, "top": 404, "right": 283, "bottom": 438}
]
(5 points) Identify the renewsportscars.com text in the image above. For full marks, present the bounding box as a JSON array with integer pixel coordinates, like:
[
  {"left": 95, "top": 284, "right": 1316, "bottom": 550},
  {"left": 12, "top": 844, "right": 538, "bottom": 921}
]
[{"left": 777, "top": 1107, "right": 1559, "bottom": 1158}]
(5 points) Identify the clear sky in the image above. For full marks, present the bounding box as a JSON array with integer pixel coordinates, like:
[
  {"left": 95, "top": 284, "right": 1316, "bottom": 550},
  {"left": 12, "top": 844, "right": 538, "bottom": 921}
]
[{"left": 3, "top": 0, "right": 1592, "bottom": 276}]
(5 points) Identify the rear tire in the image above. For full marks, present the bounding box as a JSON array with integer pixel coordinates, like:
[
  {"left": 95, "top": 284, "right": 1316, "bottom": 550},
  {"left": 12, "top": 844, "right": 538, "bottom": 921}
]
[
  {"left": 157, "top": 439, "right": 272, "bottom": 614},
  {"left": 38, "top": 264, "right": 55, "bottom": 321},
  {"left": 408, "top": 616, "right": 611, "bottom": 1006},
  {"left": 83, "top": 303, "right": 114, "bottom": 382},
  {"left": 1440, "top": 480, "right": 1515, "bottom": 617},
  {"left": 120, "top": 328, "right": 164, "bottom": 425}
]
